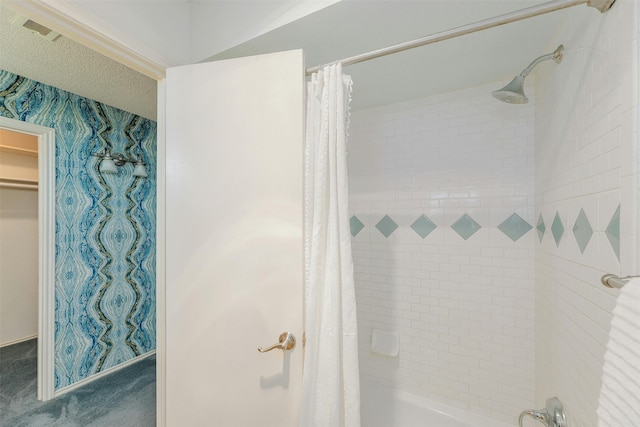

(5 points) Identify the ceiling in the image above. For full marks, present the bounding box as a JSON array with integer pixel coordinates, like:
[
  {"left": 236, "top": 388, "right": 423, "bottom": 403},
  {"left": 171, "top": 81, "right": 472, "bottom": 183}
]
[
  {"left": 0, "top": 0, "right": 600, "bottom": 118},
  {"left": 209, "top": 0, "right": 584, "bottom": 110},
  {"left": 0, "top": 4, "right": 158, "bottom": 120}
]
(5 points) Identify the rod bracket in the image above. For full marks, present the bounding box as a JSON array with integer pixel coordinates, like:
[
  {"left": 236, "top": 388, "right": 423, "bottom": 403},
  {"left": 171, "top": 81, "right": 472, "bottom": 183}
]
[{"left": 587, "top": 0, "right": 615, "bottom": 13}]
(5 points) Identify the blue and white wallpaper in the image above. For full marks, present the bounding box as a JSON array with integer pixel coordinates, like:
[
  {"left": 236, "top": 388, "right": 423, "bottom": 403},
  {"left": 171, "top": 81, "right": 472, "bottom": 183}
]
[{"left": 0, "top": 70, "right": 156, "bottom": 390}]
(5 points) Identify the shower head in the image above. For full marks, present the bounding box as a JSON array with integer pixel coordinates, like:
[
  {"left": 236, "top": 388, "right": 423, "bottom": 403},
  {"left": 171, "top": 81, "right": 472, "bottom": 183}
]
[
  {"left": 492, "top": 44, "right": 564, "bottom": 104},
  {"left": 492, "top": 75, "right": 527, "bottom": 104}
]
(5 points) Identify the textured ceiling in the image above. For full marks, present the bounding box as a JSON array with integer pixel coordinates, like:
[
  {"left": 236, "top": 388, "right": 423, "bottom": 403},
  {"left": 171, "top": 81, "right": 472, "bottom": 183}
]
[{"left": 0, "top": 5, "right": 157, "bottom": 120}]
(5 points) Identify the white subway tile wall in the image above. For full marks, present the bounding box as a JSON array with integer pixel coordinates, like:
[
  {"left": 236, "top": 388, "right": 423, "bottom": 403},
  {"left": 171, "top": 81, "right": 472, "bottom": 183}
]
[
  {"left": 348, "top": 82, "right": 537, "bottom": 423},
  {"left": 348, "top": 3, "right": 639, "bottom": 424},
  {"left": 535, "top": 2, "right": 638, "bottom": 427}
]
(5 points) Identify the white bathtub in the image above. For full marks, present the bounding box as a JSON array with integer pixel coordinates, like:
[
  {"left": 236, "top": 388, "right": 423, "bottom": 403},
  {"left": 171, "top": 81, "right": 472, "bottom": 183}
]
[{"left": 360, "top": 381, "right": 513, "bottom": 427}]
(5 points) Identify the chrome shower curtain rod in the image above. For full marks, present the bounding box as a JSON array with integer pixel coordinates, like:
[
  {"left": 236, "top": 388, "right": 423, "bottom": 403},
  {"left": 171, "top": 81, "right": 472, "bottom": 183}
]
[{"left": 305, "top": 0, "right": 615, "bottom": 76}]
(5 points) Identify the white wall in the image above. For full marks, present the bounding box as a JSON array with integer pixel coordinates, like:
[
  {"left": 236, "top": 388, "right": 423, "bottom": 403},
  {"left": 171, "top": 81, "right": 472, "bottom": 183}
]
[
  {"left": 0, "top": 189, "right": 38, "bottom": 346},
  {"left": 348, "top": 81, "right": 537, "bottom": 423},
  {"left": 0, "top": 143, "right": 38, "bottom": 346},
  {"left": 534, "top": 1, "right": 639, "bottom": 426},
  {"left": 190, "top": 0, "right": 340, "bottom": 62}
]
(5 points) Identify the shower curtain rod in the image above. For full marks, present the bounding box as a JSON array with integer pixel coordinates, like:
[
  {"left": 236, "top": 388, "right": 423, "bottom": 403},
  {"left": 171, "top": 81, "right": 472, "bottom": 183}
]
[{"left": 305, "top": 0, "right": 615, "bottom": 76}]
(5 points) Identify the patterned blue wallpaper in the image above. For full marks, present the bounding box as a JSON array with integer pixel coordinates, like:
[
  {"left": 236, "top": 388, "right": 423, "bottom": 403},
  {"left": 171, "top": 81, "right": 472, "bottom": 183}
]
[{"left": 0, "top": 70, "right": 156, "bottom": 390}]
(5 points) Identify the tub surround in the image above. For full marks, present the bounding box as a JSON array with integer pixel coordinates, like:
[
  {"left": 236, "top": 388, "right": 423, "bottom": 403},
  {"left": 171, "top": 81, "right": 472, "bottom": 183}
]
[
  {"left": 349, "top": 81, "right": 537, "bottom": 423},
  {"left": 534, "top": 1, "right": 638, "bottom": 426},
  {"left": 349, "top": 1, "right": 638, "bottom": 426}
]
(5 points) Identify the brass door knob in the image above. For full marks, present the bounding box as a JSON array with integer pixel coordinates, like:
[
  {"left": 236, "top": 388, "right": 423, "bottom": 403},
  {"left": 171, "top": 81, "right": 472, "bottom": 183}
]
[{"left": 258, "top": 332, "right": 296, "bottom": 353}]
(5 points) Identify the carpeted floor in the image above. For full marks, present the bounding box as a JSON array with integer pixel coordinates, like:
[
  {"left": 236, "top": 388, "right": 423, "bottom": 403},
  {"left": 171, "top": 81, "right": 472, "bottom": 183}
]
[{"left": 0, "top": 339, "right": 156, "bottom": 427}]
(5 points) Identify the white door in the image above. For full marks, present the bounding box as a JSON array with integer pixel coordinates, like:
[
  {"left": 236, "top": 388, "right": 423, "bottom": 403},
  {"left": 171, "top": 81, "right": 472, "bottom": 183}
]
[{"left": 164, "top": 50, "right": 305, "bottom": 426}]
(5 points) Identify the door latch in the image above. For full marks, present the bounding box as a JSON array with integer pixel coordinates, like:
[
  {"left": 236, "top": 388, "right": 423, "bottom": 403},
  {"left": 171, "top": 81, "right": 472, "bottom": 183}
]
[{"left": 258, "top": 332, "right": 296, "bottom": 353}]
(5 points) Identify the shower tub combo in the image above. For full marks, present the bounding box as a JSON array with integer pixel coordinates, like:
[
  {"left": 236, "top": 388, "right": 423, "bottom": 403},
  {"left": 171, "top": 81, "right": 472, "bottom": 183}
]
[{"left": 360, "top": 381, "right": 513, "bottom": 427}]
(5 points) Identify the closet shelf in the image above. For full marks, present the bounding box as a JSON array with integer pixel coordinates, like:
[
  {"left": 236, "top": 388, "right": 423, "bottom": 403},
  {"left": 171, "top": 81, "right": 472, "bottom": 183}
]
[{"left": 0, "top": 144, "right": 38, "bottom": 157}]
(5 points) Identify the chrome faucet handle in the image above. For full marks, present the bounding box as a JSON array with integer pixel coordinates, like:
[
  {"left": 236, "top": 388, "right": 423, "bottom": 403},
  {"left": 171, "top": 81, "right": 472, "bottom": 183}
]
[
  {"left": 258, "top": 332, "right": 296, "bottom": 353},
  {"left": 519, "top": 397, "right": 567, "bottom": 427},
  {"left": 519, "top": 409, "right": 549, "bottom": 426}
]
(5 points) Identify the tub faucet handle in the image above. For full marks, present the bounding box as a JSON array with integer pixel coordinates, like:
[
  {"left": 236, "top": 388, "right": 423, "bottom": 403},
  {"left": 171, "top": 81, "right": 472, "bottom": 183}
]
[{"left": 518, "top": 397, "right": 567, "bottom": 427}]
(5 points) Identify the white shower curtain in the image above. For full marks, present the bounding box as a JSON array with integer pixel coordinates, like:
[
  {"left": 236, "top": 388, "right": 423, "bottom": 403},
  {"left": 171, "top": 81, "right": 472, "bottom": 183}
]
[{"left": 300, "top": 63, "right": 360, "bottom": 427}]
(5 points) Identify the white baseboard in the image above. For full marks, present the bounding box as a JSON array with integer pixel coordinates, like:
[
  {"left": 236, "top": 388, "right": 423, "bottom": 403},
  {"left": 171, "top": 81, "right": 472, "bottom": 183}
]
[
  {"left": 54, "top": 350, "right": 156, "bottom": 397},
  {"left": 0, "top": 334, "right": 38, "bottom": 348}
]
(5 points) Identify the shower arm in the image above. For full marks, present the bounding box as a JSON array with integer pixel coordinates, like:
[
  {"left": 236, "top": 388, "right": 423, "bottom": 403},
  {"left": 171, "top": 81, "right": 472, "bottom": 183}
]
[{"left": 519, "top": 45, "right": 564, "bottom": 78}]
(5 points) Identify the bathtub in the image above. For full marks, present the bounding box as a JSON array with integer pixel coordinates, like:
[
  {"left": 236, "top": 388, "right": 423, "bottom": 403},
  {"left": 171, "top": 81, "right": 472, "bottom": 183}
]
[{"left": 360, "top": 381, "right": 513, "bottom": 427}]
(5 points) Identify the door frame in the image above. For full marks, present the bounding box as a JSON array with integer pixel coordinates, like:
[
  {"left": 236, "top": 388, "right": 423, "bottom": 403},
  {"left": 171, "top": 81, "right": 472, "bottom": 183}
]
[
  {"left": 156, "top": 79, "right": 167, "bottom": 426},
  {"left": 1, "top": 3, "right": 167, "bottom": 414},
  {"left": 2, "top": 1, "right": 167, "bottom": 408},
  {"left": 0, "top": 117, "right": 56, "bottom": 401}
]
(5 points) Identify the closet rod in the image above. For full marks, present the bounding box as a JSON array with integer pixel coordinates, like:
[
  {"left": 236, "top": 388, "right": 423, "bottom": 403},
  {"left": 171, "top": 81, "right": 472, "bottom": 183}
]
[
  {"left": 305, "top": 0, "right": 615, "bottom": 76},
  {"left": 0, "top": 178, "right": 38, "bottom": 191}
]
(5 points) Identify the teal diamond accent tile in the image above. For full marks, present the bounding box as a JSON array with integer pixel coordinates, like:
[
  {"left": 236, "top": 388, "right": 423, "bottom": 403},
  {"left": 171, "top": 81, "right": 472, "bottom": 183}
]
[
  {"left": 376, "top": 215, "right": 398, "bottom": 238},
  {"left": 536, "top": 214, "right": 546, "bottom": 242},
  {"left": 451, "top": 214, "right": 481, "bottom": 240},
  {"left": 551, "top": 212, "right": 564, "bottom": 247},
  {"left": 350, "top": 215, "right": 365, "bottom": 237},
  {"left": 572, "top": 208, "right": 593, "bottom": 254},
  {"left": 498, "top": 213, "right": 532, "bottom": 242},
  {"left": 411, "top": 214, "right": 437, "bottom": 239},
  {"left": 605, "top": 205, "right": 621, "bottom": 261}
]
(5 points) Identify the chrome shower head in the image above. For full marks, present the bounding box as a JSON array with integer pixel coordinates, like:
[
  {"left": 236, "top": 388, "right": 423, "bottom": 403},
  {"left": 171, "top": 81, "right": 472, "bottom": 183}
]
[
  {"left": 492, "top": 45, "right": 564, "bottom": 104},
  {"left": 492, "top": 75, "right": 527, "bottom": 104}
]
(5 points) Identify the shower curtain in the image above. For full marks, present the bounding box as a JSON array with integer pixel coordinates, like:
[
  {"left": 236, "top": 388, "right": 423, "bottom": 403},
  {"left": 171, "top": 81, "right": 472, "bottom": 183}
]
[{"left": 300, "top": 63, "right": 360, "bottom": 427}]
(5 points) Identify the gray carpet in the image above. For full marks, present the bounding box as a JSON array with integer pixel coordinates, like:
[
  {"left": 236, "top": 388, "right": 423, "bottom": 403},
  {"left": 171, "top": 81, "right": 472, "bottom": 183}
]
[{"left": 0, "top": 339, "right": 156, "bottom": 427}]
